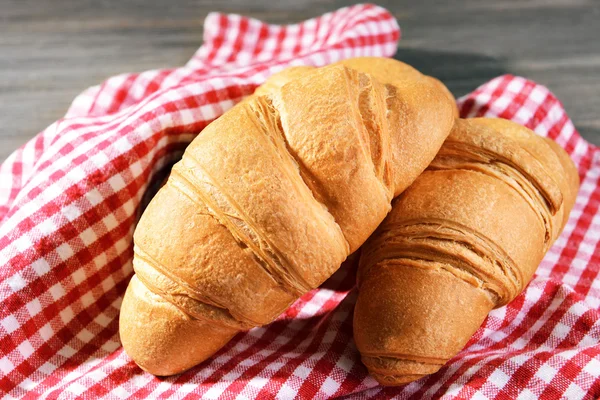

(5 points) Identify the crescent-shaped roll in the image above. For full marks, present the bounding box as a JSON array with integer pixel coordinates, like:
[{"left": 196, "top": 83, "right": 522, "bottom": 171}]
[
  {"left": 119, "top": 57, "right": 457, "bottom": 376},
  {"left": 355, "top": 117, "right": 580, "bottom": 386}
]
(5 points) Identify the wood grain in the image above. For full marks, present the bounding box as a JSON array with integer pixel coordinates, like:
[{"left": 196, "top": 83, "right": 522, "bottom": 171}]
[{"left": 1, "top": 0, "right": 599, "bottom": 162}]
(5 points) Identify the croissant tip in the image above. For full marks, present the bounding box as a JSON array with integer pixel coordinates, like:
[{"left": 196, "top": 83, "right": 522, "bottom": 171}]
[
  {"left": 361, "top": 354, "right": 445, "bottom": 387},
  {"left": 132, "top": 358, "right": 190, "bottom": 377},
  {"left": 370, "top": 371, "right": 428, "bottom": 386}
]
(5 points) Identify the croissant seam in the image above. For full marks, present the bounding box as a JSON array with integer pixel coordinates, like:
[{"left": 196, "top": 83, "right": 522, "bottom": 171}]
[
  {"left": 432, "top": 141, "right": 555, "bottom": 244},
  {"left": 441, "top": 140, "right": 562, "bottom": 212},
  {"left": 260, "top": 95, "right": 351, "bottom": 253},
  {"left": 361, "top": 353, "right": 448, "bottom": 366},
  {"left": 134, "top": 245, "right": 222, "bottom": 308},
  {"left": 171, "top": 163, "right": 310, "bottom": 296},
  {"left": 133, "top": 254, "right": 254, "bottom": 329},
  {"left": 367, "top": 257, "right": 501, "bottom": 305},
  {"left": 356, "top": 75, "right": 394, "bottom": 199},
  {"left": 437, "top": 162, "right": 552, "bottom": 246},
  {"left": 360, "top": 220, "right": 523, "bottom": 305}
]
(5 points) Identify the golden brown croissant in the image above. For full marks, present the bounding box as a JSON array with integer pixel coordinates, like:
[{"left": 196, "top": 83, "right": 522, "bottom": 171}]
[
  {"left": 118, "top": 57, "right": 457, "bottom": 376},
  {"left": 355, "top": 117, "right": 579, "bottom": 386}
]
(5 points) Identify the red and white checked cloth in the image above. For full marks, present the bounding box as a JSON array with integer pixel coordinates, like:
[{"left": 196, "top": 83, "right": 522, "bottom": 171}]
[{"left": 0, "top": 4, "right": 599, "bottom": 399}]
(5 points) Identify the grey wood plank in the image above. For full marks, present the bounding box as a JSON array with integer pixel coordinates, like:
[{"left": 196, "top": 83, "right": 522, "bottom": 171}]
[{"left": 1, "top": 0, "right": 599, "bottom": 163}]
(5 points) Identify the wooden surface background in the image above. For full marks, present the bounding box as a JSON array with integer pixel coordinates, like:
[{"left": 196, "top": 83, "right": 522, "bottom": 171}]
[{"left": 2, "top": 0, "right": 600, "bottom": 162}]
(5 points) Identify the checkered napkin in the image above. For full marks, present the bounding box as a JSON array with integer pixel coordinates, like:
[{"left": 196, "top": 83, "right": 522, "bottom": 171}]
[{"left": 0, "top": 3, "right": 598, "bottom": 399}]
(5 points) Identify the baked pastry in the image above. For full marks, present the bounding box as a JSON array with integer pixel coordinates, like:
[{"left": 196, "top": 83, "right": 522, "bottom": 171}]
[
  {"left": 355, "top": 117, "right": 579, "bottom": 385},
  {"left": 118, "top": 57, "right": 456, "bottom": 376}
]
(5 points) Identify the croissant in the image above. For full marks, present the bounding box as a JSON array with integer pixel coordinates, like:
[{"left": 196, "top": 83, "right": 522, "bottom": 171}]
[
  {"left": 355, "top": 117, "right": 579, "bottom": 386},
  {"left": 119, "top": 57, "right": 457, "bottom": 375}
]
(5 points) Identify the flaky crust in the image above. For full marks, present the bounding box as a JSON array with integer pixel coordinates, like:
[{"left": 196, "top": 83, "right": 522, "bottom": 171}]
[
  {"left": 119, "top": 57, "right": 456, "bottom": 376},
  {"left": 355, "top": 118, "right": 579, "bottom": 386}
]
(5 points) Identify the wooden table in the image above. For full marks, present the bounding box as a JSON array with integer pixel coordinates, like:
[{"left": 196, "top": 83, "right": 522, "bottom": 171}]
[{"left": 2, "top": 0, "right": 599, "bottom": 162}]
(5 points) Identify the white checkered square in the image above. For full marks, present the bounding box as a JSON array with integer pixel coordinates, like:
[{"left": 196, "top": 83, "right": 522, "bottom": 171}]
[
  {"left": 197, "top": 104, "right": 220, "bottom": 121},
  {"left": 79, "top": 227, "right": 99, "bottom": 247},
  {"left": 6, "top": 273, "right": 26, "bottom": 292},
  {"left": 36, "top": 218, "right": 57, "bottom": 237},
  {"left": 59, "top": 306, "right": 75, "bottom": 324},
  {"left": 107, "top": 173, "right": 126, "bottom": 193},
  {"left": 563, "top": 382, "right": 587, "bottom": 400},
  {"left": 80, "top": 293, "right": 95, "bottom": 308},
  {"left": 48, "top": 283, "right": 66, "bottom": 300},
  {"left": 13, "top": 234, "right": 34, "bottom": 253},
  {"left": 1, "top": 314, "right": 19, "bottom": 334},
  {"left": 109, "top": 385, "right": 130, "bottom": 399},
  {"left": 536, "top": 364, "right": 559, "bottom": 384},
  {"left": 516, "top": 388, "right": 537, "bottom": 400},
  {"left": 550, "top": 322, "right": 571, "bottom": 343},
  {"left": 0, "top": 356, "right": 15, "bottom": 374},
  {"left": 25, "top": 298, "right": 42, "bottom": 317},
  {"left": 101, "top": 340, "right": 120, "bottom": 353},
  {"left": 30, "top": 258, "right": 51, "bottom": 276},
  {"left": 86, "top": 188, "right": 104, "bottom": 206},
  {"left": 100, "top": 276, "right": 116, "bottom": 292},
  {"left": 67, "top": 382, "right": 87, "bottom": 396},
  {"left": 61, "top": 203, "right": 83, "bottom": 222},
  {"left": 55, "top": 243, "right": 75, "bottom": 261},
  {"left": 102, "top": 214, "right": 119, "bottom": 231},
  {"left": 276, "top": 384, "right": 297, "bottom": 400},
  {"left": 38, "top": 361, "right": 57, "bottom": 375},
  {"left": 76, "top": 329, "right": 94, "bottom": 343},
  {"left": 17, "top": 340, "right": 35, "bottom": 359},
  {"left": 38, "top": 323, "right": 54, "bottom": 341},
  {"left": 489, "top": 368, "right": 511, "bottom": 390},
  {"left": 293, "top": 365, "right": 311, "bottom": 379},
  {"left": 18, "top": 378, "right": 37, "bottom": 390},
  {"left": 320, "top": 376, "right": 341, "bottom": 396}
]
